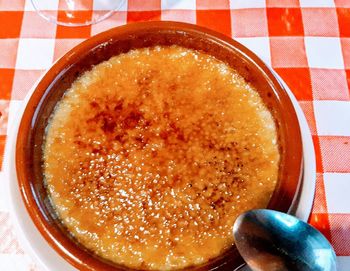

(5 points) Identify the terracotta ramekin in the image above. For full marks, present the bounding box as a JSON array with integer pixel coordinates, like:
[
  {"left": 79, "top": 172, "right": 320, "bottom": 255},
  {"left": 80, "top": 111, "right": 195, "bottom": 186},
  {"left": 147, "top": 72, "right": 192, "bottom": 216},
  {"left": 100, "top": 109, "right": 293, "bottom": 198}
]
[{"left": 15, "top": 21, "right": 303, "bottom": 271}]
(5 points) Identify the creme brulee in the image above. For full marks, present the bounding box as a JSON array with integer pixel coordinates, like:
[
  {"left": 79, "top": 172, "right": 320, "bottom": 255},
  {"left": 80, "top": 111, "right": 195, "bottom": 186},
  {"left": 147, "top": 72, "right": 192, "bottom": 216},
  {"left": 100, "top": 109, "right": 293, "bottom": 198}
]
[{"left": 43, "top": 46, "right": 279, "bottom": 270}]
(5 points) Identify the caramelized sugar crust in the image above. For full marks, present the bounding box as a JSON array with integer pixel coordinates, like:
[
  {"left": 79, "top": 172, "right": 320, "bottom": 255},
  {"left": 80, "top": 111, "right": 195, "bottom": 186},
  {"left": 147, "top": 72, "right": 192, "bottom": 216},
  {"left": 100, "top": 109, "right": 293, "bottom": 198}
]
[{"left": 43, "top": 46, "right": 279, "bottom": 270}]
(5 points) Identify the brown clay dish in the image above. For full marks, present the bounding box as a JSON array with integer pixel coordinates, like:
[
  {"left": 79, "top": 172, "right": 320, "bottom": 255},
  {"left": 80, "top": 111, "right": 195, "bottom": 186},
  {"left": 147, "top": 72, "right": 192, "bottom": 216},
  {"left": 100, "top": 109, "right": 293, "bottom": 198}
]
[{"left": 16, "top": 21, "right": 303, "bottom": 271}]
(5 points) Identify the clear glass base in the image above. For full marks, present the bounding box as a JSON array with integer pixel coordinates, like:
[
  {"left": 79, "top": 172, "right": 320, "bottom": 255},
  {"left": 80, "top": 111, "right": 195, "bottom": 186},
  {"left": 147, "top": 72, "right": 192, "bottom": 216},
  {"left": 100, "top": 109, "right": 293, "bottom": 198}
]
[{"left": 31, "top": 0, "right": 125, "bottom": 27}]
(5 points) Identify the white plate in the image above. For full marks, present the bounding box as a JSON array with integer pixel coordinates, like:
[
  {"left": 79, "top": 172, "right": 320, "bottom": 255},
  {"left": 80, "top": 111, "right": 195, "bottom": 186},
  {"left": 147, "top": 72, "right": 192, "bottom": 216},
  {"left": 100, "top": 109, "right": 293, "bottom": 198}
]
[
  {"left": 274, "top": 72, "right": 316, "bottom": 221},
  {"left": 5, "top": 71, "right": 316, "bottom": 271}
]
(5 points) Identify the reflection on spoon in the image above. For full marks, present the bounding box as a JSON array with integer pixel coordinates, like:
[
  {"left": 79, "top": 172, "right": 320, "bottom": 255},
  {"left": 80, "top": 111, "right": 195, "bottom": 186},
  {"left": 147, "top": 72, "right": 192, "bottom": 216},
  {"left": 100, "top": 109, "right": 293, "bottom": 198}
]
[{"left": 233, "top": 209, "right": 337, "bottom": 271}]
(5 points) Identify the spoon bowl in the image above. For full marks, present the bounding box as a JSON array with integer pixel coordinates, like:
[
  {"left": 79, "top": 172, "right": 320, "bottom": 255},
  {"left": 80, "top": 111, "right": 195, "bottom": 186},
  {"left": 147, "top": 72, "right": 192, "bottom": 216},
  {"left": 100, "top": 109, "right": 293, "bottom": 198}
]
[{"left": 233, "top": 209, "right": 337, "bottom": 271}]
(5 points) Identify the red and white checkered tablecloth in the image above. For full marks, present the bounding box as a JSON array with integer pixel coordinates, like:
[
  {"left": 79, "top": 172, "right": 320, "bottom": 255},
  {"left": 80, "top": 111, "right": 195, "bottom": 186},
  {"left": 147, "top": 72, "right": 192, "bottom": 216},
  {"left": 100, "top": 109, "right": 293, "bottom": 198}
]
[{"left": 0, "top": 0, "right": 350, "bottom": 270}]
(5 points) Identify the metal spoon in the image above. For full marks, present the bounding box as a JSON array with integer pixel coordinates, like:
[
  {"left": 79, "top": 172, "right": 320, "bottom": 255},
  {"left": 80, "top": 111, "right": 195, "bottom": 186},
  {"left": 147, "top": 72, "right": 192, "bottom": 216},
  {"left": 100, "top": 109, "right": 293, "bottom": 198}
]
[{"left": 233, "top": 209, "right": 337, "bottom": 271}]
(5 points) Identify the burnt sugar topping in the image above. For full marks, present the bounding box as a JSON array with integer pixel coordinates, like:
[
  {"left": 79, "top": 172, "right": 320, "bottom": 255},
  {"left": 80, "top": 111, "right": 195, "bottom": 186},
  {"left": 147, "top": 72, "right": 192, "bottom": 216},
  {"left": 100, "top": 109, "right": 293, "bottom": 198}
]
[{"left": 43, "top": 46, "right": 279, "bottom": 270}]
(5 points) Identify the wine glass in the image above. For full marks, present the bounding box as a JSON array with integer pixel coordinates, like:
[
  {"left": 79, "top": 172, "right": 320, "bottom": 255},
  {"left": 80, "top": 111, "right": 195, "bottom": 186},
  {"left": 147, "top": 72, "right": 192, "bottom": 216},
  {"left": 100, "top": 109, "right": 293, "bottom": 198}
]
[{"left": 31, "top": 0, "right": 126, "bottom": 27}]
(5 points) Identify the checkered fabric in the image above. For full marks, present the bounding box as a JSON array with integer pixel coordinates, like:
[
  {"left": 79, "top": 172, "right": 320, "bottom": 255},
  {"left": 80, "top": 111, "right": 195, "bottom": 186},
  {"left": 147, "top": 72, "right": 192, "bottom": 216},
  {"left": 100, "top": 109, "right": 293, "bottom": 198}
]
[{"left": 0, "top": 0, "right": 350, "bottom": 270}]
